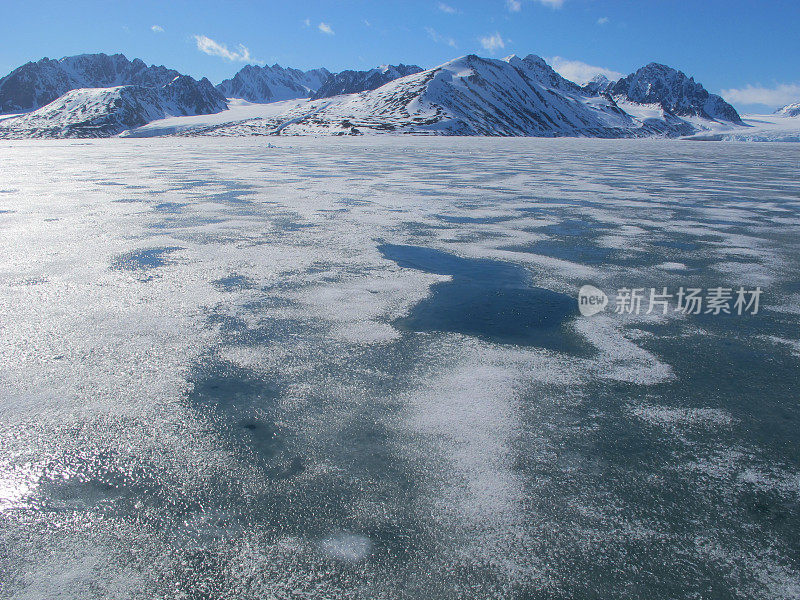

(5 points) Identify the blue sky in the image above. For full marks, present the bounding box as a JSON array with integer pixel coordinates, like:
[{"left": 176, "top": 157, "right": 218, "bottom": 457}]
[{"left": 1, "top": 0, "right": 798, "bottom": 112}]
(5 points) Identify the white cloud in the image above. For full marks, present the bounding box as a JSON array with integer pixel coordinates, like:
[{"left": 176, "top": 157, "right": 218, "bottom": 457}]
[
  {"left": 318, "top": 22, "right": 334, "bottom": 35},
  {"left": 506, "top": 0, "right": 564, "bottom": 12},
  {"left": 438, "top": 2, "right": 457, "bottom": 13},
  {"left": 151, "top": 25, "right": 164, "bottom": 33},
  {"left": 425, "top": 27, "right": 457, "bottom": 48},
  {"left": 193, "top": 35, "right": 258, "bottom": 63},
  {"left": 303, "top": 18, "right": 311, "bottom": 28},
  {"left": 597, "top": 16, "right": 609, "bottom": 25},
  {"left": 721, "top": 83, "right": 800, "bottom": 108},
  {"left": 479, "top": 32, "right": 506, "bottom": 53},
  {"left": 547, "top": 56, "right": 623, "bottom": 86}
]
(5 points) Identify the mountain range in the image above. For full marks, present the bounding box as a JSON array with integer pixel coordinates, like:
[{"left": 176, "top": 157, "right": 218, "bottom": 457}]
[
  {"left": 0, "top": 53, "right": 184, "bottom": 113},
  {"left": 0, "top": 51, "right": 793, "bottom": 139},
  {"left": 230, "top": 54, "right": 643, "bottom": 137},
  {"left": 311, "top": 64, "right": 424, "bottom": 100}
]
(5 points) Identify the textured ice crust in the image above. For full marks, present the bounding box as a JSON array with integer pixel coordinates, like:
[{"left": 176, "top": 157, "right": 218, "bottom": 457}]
[{"left": 0, "top": 137, "right": 799, "bottom": 599}]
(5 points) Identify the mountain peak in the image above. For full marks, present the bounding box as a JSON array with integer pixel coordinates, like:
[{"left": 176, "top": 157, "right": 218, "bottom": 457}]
[
  {"left": 775, "top": 102, "right": 800, "bottom": 117},
  {"left": 521, "top": 54, "right": 548, "bottom": 66},
  {"left": 610, "top": 62, "right": 741, "bottom": 123},
  {"left": 582, "top": 73, "right": 614, "bottom": 95},
  {"left": 502, "top": 54, "right": 581, "bottom": 94}
]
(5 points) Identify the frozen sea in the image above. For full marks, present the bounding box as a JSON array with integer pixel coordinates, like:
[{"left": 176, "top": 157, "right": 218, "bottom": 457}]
[{"left": 0, "top": 138, "right": 798, "bottom": 599}]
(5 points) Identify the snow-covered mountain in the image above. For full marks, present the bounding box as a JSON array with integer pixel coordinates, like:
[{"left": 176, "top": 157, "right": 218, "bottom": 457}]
[
  {"left": 0, "top": 53, "right": 182, "bottom": 113},
  {"left": 609, "top": 63, "right": 742, "bottom": 124},
  {"left": 215, "top": 64, "right": 331, "bottom": 103},
  {"left": 0, "top": 76, "right": 226, "bottom": 138},
  {"left": 775, "top": 102, "right": 800, "bottom": 117},
  {"left": 311, "top": 64, "right": 423, "bottom": 99},
  {"left": 193, "top": 54, "right": 717, "bottom": 137},
  {"left": 0, "top": 52, "right": 752, "bottom": 139}
]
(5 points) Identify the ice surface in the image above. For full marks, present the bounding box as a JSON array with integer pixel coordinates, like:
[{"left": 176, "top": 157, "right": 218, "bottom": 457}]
[{"left": 0, "top": 137, "right": 798, "bottom": 599}]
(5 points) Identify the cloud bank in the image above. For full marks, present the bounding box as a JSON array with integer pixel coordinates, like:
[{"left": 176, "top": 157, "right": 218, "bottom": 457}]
[{"left": 721, "top": 83, "right": 800, "bottom": 108}]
